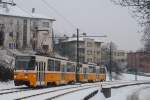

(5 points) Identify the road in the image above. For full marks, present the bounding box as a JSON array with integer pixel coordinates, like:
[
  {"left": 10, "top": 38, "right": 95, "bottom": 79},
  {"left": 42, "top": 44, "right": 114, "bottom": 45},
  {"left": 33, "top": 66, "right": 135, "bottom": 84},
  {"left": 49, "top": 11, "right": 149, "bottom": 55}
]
[{"left": 127, "top": 86, "right": 150, "bottom": 100}]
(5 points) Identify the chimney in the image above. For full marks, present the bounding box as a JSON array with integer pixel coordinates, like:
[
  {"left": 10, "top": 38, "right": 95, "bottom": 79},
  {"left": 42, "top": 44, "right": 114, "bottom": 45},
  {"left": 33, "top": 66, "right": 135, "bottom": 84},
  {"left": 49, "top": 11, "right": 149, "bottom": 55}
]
[{"left": 32, "top": 8, "right": 35, "bottom": 13}]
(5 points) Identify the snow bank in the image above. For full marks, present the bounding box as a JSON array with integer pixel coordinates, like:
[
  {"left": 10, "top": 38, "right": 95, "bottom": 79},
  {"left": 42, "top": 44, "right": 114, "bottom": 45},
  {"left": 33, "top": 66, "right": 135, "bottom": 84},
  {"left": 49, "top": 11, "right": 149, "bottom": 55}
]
[
  {"left": 138, "top": 87, "right": 150, "bottom": 100},
  {"left": 120, "top": 73, "right": 150, "bottom": 81}
]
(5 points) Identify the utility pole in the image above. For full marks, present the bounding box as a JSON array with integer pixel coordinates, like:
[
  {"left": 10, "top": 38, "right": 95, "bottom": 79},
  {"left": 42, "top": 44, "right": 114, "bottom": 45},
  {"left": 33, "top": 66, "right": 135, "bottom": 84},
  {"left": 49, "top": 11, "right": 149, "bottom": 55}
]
[
  {"left": 135, "top": 53, "right": 137, "bottom": 81},
  {"left": 109, "top": 42, "right": 112, "bottom": 81},
  {"left": 76, "top": 28, "right": 79, "bottom": 82}
]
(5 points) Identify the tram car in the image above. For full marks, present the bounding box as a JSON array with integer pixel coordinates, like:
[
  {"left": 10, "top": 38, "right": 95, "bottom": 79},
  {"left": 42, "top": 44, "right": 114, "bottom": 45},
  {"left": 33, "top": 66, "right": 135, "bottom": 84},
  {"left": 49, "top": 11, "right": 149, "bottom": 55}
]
[{"left": 14, "top": 55, "right": 106, "bottom": 87}]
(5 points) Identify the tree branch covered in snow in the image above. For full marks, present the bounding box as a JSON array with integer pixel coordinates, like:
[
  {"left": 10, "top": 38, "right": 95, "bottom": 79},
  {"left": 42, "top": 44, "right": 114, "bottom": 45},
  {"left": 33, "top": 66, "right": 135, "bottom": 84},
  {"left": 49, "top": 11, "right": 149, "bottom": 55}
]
[{"left": 111, "top": 0, "right": 150, "bottom": 52}]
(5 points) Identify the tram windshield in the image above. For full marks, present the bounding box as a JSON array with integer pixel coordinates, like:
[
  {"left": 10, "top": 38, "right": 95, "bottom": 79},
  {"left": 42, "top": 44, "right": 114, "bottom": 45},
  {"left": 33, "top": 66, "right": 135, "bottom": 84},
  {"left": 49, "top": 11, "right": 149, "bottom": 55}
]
[{"left": 15, "top": 56, "right": 36, "bottom": 70}]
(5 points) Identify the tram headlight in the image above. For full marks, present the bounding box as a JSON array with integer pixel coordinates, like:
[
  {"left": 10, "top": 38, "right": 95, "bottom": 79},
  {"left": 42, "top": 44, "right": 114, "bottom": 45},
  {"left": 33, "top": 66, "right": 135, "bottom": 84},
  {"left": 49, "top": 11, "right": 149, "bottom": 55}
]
[
  {"left": 33, "top": 75, "right": 36, "bottom": 78},
  {"left": 25, "top": 76, "right": 28, "bottom": 79}
]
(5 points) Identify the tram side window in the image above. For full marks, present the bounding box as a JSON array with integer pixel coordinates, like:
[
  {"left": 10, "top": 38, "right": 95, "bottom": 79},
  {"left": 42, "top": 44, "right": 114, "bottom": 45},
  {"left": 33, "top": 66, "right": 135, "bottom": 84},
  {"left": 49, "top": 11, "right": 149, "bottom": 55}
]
[
  {"left": 100, "top": 68, "right": 105, "bottom": 74},
  {"left": 79, "top": 64, "right": 82, "bottom": 73},
  {"left": 89, "top": 67, "right": 95, "bottom": 73},
  {"left": 83, "top": 68, "right": 87, "bottom": 73},
  {"left": 16, "top": 61, "right": 28, "bottom": 70},
  {"left": 67, "top": 63, "right": 75, "bottom": 72},
  {"left": 48, "top": 59, "right": 55, "bottom": 71},
  {"left": 89, "top": 67, "right": 92, "bottom": 73},
  {"left": 55, "top": 60, "right": 60, "bottom": 71},
  {"left": 61, "top": 64, "right": 66, "bottom": 72},
  {"left": 28, "top": 59, "right": 35, "bottom": 70}
]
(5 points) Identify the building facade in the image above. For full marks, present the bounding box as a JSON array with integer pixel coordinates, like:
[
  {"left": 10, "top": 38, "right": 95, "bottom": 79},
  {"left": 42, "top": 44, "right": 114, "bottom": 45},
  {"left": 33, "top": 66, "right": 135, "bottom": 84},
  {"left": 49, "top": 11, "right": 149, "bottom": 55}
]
[
  {"left": 127, "top": 52, "right": 150, "bottom": 73},
  {"left": 113, "top": 50, "right": 127, "bottom": 69},
  {"left": 56, "top": 37, "right": 102, "bottom": 64},
  {"left": 101, "top": 44, "right": 127, "bottom": 67},
  {"left": 0, "top": 5, "right": 55, "bottom": 54},
  {"left": 113, "top": 50, "right": 127, "bottom": 63}
]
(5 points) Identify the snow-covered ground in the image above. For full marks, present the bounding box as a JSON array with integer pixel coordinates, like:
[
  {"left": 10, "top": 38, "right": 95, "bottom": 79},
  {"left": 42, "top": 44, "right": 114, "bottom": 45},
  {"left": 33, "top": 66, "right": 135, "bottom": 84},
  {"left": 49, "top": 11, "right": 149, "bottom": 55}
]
[
  {"left": 0, "top": 81, "right": 26, "bottom": 90},
  {"left": 55, "top": 87, "right": 99, "bottom": 100},
  {"left": 138, "top": 87, "right": 150, "bottom": 100},
  {"left": 121, "top": 73, "right": 150, "bottom": 81},
  {"left": 91, "top": 73, "right": 150, "bottom": 100},
  {"left": 91, "top": 84, "right": 150, "bottom": 100},
  {"left": 0, "top": 73, "right": 150, "bottom": 100}
]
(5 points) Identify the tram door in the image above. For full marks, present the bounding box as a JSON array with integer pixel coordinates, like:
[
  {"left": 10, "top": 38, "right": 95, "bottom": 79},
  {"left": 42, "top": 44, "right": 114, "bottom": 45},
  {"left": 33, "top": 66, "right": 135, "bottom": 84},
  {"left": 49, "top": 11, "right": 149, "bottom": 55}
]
[
  {"left": 36, "top": 62, "right": 45, "bottom": 86},
  {"left": 61, "top": 65, "right": 65, "bottom": 81},
  {"left": 96, "top": 68, "right": 99, "bottom": 80},
  {"left": 83, "top": 68, "right": 88, "bottom": 80}
]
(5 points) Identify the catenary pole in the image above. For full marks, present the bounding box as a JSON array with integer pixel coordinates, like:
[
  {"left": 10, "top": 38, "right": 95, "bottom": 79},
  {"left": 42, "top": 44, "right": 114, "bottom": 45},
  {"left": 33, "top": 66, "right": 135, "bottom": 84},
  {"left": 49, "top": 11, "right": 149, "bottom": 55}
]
[{"left": 76, "top": 28, "right": 79, "bottom": 82}]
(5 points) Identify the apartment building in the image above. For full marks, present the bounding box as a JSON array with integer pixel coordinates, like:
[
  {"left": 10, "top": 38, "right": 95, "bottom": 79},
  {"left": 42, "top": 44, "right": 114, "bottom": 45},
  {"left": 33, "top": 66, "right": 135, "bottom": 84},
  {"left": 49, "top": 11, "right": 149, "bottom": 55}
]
[
  {"left": 0, "top": 5, "right": 55, "bottom": 54},
  {"left": 127, "top": 52, "right": 150, "bottom": 73},
  {"left": 56, "top": 37, "right": 102, "bottom": 64}
]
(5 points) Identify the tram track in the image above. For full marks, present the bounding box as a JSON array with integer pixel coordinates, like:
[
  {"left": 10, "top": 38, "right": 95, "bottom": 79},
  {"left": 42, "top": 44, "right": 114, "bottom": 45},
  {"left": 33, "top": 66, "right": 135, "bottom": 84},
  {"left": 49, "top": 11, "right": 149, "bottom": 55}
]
[
  {"left": 14, "top": 81, "right": 139, "bottom": 100},
  {"left": 1, "top": 81, "right": 150, "bottom": 100},
  {"left": 45, "top": 85, "right": 99, "bottom": 100},
  {"left": 0, "top": 87, "right": 27, "bottom": 92},
  {"left": 0, "top": 82, "right": 98, "bottom": 97},
  {"left": 14, "top": 83, "right": 102, "bottom": 100},
  {"left": 0, "top": 87, "right": 33, "bottom": 95}
]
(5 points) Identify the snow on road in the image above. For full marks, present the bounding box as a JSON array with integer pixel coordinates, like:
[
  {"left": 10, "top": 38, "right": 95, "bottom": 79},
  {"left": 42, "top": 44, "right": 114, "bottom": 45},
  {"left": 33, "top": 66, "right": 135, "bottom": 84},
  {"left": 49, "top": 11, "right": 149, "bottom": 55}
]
[{"left": 134, "top": 86, "right": 150, "bottom": 100}]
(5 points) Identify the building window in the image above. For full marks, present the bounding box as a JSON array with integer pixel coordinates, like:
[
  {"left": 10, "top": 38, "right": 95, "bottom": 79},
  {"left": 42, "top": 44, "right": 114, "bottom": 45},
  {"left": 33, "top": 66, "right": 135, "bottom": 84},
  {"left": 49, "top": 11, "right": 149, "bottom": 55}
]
[
  {"left": 33, "top": 21, "right": 38, "bottom": 27},
  {"left": 9, "top": 32, "right": 13, "bottom": 37},
  {"left": 9, "top": 43, "right": 16, "bottom": 49},
  {"left": 87, "top": 58, "right": 93, "bottom": 62},
  {"left": 13, "top": 43, "right": 16, "bottom": 49},
  {"left": 43, "top": 22, "right": 49, "bottom": 28},
  {"left": 97, "top": 51, "right": 101, "bottom": 55},
  {"left": 87, "top": 42, "right": 92, "bottom": 47},
  {"left": 87, "top": 50, "right": 92, "bottom": 55},
  {"left": 23, "top": 19, "right": 27, "bottom": 48},
  {"left": 9, "top": 43, "right": 11, "bottom": 49},
  {"left": 0, "top": 24, "right": 5, "bottom": 46}
]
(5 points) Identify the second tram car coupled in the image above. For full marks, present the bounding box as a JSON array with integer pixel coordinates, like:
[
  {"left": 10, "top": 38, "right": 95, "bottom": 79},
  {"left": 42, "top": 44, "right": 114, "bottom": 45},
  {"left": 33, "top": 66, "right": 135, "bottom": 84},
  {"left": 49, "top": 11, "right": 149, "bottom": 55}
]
[{"left": 14, "top": 55, "right": 106, "bottom": 87}]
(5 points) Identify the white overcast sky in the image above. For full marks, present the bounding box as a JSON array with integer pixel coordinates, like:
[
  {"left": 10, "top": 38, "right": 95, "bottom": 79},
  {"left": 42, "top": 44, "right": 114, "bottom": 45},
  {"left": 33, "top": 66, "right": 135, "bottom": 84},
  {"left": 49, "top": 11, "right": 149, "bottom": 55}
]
[{"left": 14, "top": 0, "right": 143, "bottom": 51}]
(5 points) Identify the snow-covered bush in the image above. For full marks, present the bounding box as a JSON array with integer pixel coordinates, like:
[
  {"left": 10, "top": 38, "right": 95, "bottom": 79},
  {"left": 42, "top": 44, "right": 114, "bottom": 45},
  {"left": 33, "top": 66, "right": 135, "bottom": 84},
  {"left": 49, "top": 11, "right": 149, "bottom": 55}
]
[{"left": 0, "top": 64, "right": 13, "bottom": 82}]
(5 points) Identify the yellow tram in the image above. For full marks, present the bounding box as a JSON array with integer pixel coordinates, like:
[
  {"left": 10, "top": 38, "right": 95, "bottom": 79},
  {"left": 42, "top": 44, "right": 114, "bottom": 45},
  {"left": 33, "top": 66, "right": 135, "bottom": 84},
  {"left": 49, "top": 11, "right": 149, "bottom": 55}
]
[{"left": 14, "top": 55, "right": 106, "bottom": 87}]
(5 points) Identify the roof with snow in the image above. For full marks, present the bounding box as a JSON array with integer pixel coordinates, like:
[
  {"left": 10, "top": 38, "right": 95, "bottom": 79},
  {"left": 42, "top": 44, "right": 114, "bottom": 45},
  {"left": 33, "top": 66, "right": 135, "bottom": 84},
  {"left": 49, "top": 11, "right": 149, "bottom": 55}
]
[
  {"left": 62, "top": 37, "right": 103, "bottom": 43},
  {"left": 0, "top": 5, "right": 55, "bottom": 20}
]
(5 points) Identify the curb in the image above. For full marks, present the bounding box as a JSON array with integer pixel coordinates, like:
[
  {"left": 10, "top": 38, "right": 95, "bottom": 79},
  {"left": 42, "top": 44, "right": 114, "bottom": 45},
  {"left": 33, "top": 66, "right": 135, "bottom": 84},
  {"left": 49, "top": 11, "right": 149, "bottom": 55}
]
[{"left": 83, "top": 90, "right": 99, "bottom": 100}]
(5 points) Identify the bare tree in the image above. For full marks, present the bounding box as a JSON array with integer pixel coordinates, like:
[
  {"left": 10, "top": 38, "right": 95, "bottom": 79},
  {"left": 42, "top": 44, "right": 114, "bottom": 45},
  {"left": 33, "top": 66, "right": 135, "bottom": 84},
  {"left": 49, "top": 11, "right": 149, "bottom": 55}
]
[
  {"left": 111, "top": 0, "right": 150, "bottom": 52},
  {"left": 142, "top": 23, "right": 150, "bottom": 52},
  {"left": 101, "top": 42, "right": 122, "bottom": 75}
]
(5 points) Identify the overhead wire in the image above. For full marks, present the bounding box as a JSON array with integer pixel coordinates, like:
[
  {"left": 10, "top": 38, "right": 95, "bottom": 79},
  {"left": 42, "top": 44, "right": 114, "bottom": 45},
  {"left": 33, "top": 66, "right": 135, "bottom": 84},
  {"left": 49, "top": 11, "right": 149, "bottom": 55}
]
[
  {"left": 15, "top": 0, "right": 34, "bottom": 17},
  {"left": 40, "top": 0, "right": 78, "bottom": 30},
  {"left": 17, "top": 0, "right": 76, "bottom": 35}
]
